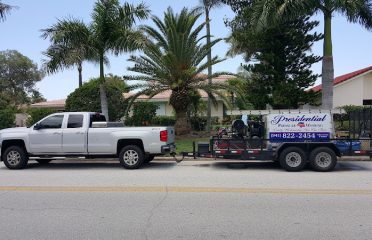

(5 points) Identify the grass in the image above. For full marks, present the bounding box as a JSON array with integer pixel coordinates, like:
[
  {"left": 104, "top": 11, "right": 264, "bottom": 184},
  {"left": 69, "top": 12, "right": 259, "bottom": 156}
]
[{"left": 175, "top": 137, "right": 210, "bottom": 153}]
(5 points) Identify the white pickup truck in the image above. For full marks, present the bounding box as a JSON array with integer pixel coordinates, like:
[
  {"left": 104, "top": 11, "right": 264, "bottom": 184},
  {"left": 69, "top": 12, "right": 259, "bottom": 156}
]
[{"left": 0, "top": 112, "right": 175, "bottom": 169}]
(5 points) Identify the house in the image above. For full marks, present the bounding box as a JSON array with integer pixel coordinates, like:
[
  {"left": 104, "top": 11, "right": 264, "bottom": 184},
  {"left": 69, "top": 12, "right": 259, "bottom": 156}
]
[
  {"left": 30, "top": 99, "right": 66, "bottom": 111},
  {"left": 123, "top": 75, "right": 235, "bottom": 121},
  {"left": 124, "top": 89, "right": 225, "bottom": 119},
  {"left": 30, "top": 75, "right": 235, "bottom": 121},
  {"left": 310, "top": 66, "right": 372, "bottom": 107}
]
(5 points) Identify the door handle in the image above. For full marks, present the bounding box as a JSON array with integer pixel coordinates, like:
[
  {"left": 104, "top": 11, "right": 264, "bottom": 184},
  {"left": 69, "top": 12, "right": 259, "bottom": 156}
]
[
  {"left": 53, "top": 132, "right": 61, "bottom": 135},
  {"left": 75, "top": 132, "right": 85, "bottom": 135}
]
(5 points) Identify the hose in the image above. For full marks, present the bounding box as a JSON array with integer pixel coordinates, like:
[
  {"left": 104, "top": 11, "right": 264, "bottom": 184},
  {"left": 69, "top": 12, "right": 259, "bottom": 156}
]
[{"left": 171, "top": 153, "right": 185, "bottom": 163}]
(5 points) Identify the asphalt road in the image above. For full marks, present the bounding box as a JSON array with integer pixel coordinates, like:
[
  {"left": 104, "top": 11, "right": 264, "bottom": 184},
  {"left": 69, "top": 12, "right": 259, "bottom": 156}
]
[{"left": 0, "top": 159, "right": 372, "bottom": 240}]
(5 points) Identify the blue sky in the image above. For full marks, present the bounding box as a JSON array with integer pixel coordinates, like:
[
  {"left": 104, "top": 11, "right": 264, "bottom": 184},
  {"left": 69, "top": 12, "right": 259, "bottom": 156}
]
[{"left": 0, "top": 0, "right": 371, "bottom": 101}]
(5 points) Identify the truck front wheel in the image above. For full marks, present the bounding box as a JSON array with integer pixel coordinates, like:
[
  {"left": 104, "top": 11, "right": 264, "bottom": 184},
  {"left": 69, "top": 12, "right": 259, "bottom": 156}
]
[
  {"left": 2, "top": 146, "right": 29, "bottom": 170},
  {"left": 279, "top": 147, "right": 306, "bottom": 172},
  {"left": 309, "top": 147, "right": 337, "bottom": 172},
  {"left": 119, "top": 145, "right": 145, "bottom": 169}
]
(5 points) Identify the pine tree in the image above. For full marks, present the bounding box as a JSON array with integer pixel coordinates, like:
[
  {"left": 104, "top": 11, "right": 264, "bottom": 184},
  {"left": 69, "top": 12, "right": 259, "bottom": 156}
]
[{"left": 227, "top": 7, "right": 322, "bottom": 109}]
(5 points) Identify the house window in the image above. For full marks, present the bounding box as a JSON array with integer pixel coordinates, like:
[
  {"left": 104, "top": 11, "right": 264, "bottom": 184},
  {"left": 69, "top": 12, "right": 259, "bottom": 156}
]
[{"left": 363, "top": 99, "right": 372, "bottom": 105}]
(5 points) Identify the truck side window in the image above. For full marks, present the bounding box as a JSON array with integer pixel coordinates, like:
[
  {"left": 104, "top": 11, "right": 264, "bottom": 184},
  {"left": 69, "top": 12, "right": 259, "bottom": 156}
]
[
  {"left": 39, "top": 115, "right": 64, "bottom": 129},
  {"left": 67, "top": 114, "right": 84, "bottom": 128},
  {"left": 90, "top": 114, "right": 106, "bottom": 127}
]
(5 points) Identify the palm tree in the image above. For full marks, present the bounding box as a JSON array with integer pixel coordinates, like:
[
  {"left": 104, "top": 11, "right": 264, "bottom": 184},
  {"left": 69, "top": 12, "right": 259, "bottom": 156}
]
[
  {"left": 41, "top": 18, "right": 96, "bottom": 87},
  {"left": 0, "top": 1, "right": 14, "bottom": 21},
  {"left": 250, "top": 0, "right": 372, "bottom": 109},
  {"left": 41, "top": 0, "right": 149, "bottom": 120},
  {"left": 200, "top": 0, "right": 223, "bottom": 131},
  {"left": 89, "top": 0, "right": 149, "bottom": 120},
  {"left": 124, "top": 7, "right": 227, "bottom": 135}
]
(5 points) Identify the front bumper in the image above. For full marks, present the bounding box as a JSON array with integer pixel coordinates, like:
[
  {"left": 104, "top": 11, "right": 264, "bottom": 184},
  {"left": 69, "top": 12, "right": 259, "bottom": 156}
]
[{"left": 161, "top": 143, "right": 176, "bottom": 154}]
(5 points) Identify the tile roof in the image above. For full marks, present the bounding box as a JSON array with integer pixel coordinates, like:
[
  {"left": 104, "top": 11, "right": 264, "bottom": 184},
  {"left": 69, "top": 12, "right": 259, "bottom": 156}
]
[
  {"left": 30, "top": 99, "right": 66, "bottom": 108},
  {"left": 310, "top": 66, "right": 372, "bottom": 92}
]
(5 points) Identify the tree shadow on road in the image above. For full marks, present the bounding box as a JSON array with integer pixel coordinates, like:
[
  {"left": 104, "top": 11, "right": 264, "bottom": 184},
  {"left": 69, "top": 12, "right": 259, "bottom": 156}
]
[{"left": 194, "top": 161, "right": 282, "bottom": 170}]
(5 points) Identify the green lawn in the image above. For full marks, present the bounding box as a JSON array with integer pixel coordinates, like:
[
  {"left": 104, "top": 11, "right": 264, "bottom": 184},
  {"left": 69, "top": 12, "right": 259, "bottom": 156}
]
[{"left": 175, "top": 137, "right": 210, "bottom": 153}]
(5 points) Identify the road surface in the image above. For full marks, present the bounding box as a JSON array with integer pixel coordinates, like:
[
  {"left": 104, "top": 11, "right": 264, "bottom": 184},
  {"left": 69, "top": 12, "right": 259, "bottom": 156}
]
[{"left": 0, "top": 160, "right": 371, "bottom": 240}]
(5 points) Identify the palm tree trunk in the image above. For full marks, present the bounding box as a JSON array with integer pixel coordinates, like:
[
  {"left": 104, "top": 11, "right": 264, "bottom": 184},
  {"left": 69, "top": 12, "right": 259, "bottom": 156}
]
[
  {"left": 174, "top": 110, "right": 192, "bottom": 136},
  {"left": 99, "top": 53, "right": 109, "bottom": 121},
  {"left": 78, "top": 62, "right": 83, "bottom": 87},
  {"left": 205, "top": 6, "right": 213, "bottom": 132},
  {"left": 321, "top": 11, "right": 334, "bottom": 110}
]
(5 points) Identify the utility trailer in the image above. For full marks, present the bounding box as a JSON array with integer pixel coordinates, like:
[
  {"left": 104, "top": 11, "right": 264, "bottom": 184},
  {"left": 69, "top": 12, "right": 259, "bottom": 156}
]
[{"left": 181, "top": 109, "right": 372, "bottom": 172}]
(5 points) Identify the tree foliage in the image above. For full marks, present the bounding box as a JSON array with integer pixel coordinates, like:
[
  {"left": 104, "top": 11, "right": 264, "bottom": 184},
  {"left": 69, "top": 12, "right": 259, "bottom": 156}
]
[
  {"left": 0, "top": 50, "right": 44, "bottom": 105},
  {"left": 228, "top": 0, "right": 372, "bottom": 109},
  {"left": 124, "top": 7, "right": 228, "bottom": 135},
  {"left": 226, "top": 76, "right": 253, "bottom": 110},
  {"left": 41, "top": 18, "right": 97, "bottom": 87},
  {"left": 42, "top": 0, "right": 150, "bottom": 120},
  {"left": 0, "top": 107, "right": 16, "bottom": 130},
  {"left": 65, "top": 75, "right": 127, "bottom": 121},
  {"left": 125, "top": 102, "right": 159, "bottom": 126},
  {"left": 26, "top": 108, "right": 57, "bottom": 127},
  {"left": 0, "top": 1, "right": 15, "bottom": 22},
  {"left": 226, "top": 5, "right": 322, "bottom": 109}
]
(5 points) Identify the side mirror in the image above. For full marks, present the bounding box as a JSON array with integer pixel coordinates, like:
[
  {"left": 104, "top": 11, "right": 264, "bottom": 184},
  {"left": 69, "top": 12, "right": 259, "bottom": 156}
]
[{"left": 34, "top": 123, "right": 42, "bottom": 130}]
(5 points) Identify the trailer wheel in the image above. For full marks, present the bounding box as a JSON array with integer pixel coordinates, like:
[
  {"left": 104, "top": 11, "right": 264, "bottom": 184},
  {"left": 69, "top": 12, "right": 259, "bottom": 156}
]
[
  {"left": 2, "top": 146, "right": 29, "bottom": 170},
  {"left": 279, "top": 147, "right": 306, "bottom": 172},
  {"left": 119, "top": 145, "right": 145, "bottom": 169},
  {"left": 309, "top": 147, "right": 337, "bottom": 172}
]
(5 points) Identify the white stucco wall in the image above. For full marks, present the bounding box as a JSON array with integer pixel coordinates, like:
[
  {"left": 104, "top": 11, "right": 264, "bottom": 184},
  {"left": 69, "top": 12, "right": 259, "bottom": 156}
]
[
  {"left": 333, "top": 76, "right": 364, "bottom": 107},
  {"left": 159, "top": 101, "right": 224, "bottom": 119},
  {"left": 363, "top": 72, "right": 372, "bottom": 101},
  {"left": 155, "top": 103, "right": 166, "bottom": 115}
]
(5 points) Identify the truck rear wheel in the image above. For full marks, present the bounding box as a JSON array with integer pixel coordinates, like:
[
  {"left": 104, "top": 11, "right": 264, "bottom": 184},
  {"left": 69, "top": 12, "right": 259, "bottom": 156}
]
[
  {"left": 2, "top": 146, "right": 28, "bottom": 170},
  {"left": 279, "top": 147, "right": 306, "bottom": 172},
  {"left": 119, "top": 145, "right": 145, "bottom": 169},
  {"left": 309, "top": 147, "right": 337, "bottom": 172}
]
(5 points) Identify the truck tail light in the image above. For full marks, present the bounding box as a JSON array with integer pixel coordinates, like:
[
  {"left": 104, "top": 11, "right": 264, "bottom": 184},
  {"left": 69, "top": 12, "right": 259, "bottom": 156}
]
[{"left": 160, "top": 130, "right": 168, "bottom": 142}]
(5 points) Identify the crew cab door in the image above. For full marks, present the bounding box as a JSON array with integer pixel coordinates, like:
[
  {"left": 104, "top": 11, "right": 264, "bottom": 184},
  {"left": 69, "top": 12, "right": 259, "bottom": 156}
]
[
  {"left": 29, "top": 114, "right": 65, "bottom": 153},
  {"left": 62, "top": 114, "right": 88, "bottom": 154}
]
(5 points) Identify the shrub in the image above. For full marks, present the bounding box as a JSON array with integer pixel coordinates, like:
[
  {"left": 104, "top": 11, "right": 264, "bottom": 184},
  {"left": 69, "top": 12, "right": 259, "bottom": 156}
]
[
  {"left": 65, "top": 76, "right": 127, "bottom": 121},
  {"left": 190, "top": 116, "right": 207, "bottom": 131},
  {"left": 26, "top": 108, "right": 57, "bottom": 126},
  {"left": 125, "top": 102, "right": 159, "bottom": 126},
  {"left": 0, "top": 107, "right": 16, "bottom": 129},
  {"left": 152, "top": 116, "right": 176, "bottom": 126}
]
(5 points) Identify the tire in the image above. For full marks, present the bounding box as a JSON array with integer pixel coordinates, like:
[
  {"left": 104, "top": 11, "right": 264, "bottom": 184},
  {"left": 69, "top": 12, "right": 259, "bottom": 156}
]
[
  {"left": 36, "top": 159, "right": 52, "bottom": 164},
  {"left": 279, "top": 147, "right": 306, "bottom": 172},
  {"left": 144, "top": 155, "right": 155, "bottom": 163},
  {"left": 2, "top": 146, "right": 29, "bottom": 170},
  {"left": 309, "top": 147, "right": 337, "bottom": 172},
  {"left": 119, "top": 145, "right": 145, "bottom": 169}
]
